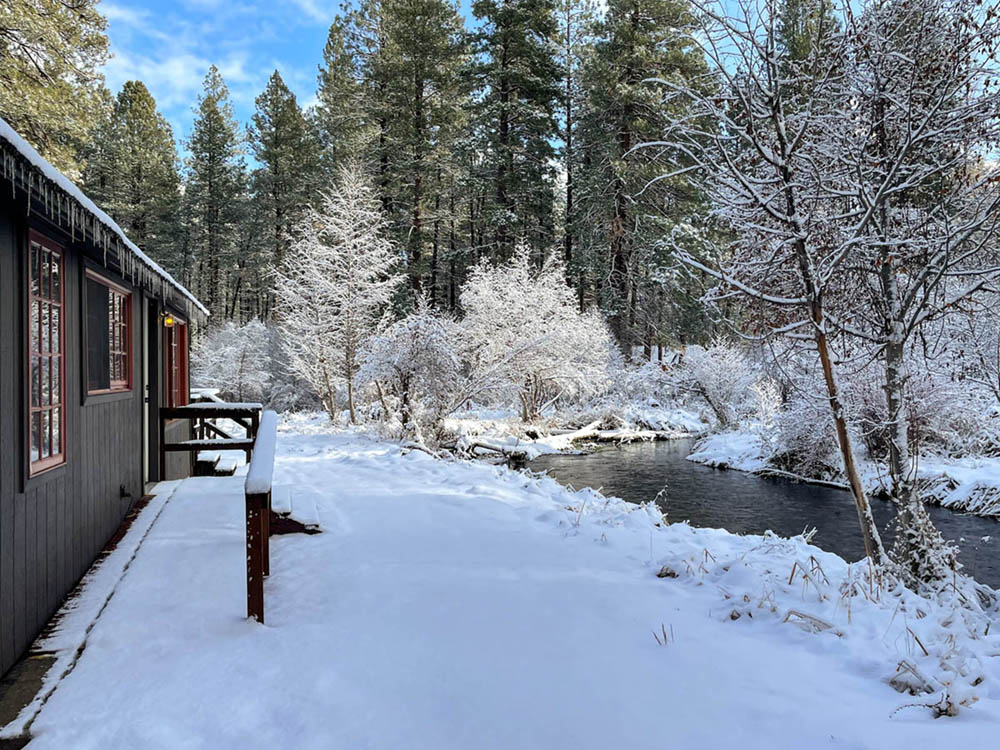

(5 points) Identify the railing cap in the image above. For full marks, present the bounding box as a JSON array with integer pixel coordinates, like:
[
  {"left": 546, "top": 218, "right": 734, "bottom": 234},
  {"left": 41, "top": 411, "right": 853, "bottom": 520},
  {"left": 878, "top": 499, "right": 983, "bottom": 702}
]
[{"left": 245, "top": 410, "right": 278, "bottom": 496}]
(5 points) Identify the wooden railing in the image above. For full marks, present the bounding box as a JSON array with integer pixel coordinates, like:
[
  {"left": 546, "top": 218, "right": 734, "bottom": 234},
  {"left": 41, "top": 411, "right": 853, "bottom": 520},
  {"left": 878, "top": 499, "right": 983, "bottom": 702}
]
[
  {"left": 244, "top": 410, "right": 278, "bottom": 623},
  {"left": 159, "top": 402, "right": 263, "bottom": 476}
]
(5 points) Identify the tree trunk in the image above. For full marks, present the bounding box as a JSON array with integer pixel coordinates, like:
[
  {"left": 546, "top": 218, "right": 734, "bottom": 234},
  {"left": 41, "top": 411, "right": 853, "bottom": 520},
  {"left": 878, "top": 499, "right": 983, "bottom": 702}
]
[{"left": 811, "top": 301, "right": 887, "bottom": 564}]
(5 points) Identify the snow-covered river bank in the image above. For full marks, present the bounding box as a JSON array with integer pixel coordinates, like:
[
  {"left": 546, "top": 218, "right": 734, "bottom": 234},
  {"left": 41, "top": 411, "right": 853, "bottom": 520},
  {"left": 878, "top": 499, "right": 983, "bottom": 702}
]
[
  {"left": 689, "top": 429, "right": 1000, "bottom": 519},
  {"left": 530, "top": 438, "right": 1000, "bottom": 589}
]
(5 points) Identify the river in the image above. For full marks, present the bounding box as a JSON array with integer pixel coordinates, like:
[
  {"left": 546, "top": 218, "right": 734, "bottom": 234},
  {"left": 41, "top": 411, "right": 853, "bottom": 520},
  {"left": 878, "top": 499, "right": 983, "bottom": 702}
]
[{"left": 529, "top": 438, "right": 1000, "bottom": 588}]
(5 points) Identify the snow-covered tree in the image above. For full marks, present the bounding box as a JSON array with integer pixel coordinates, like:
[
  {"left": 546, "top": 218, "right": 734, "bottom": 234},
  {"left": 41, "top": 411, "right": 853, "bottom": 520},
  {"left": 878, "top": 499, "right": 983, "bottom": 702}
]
[
  {"left": 647, "top": 0, "right": 890, "bottom": 563},
  {"left": 674, "top": 342, "right": 759, "bottom": 429},
  {"left": 459, "top": 248, "right": 616, "bottom": 421},
  {"left": 275, "top": 165, "right": 402, "bottom": 423},
  {"left": 191, "top": 319, "right": 271, "bottom": 403},
  {"left": 837, "top": 0, "right": 1000, "bottom": 586},
  {"left": 651, "top": 0, "right": 1000, "bottom": 582},
  {"left": 357, "top": 300, "right": 462, "bottom": 442}
]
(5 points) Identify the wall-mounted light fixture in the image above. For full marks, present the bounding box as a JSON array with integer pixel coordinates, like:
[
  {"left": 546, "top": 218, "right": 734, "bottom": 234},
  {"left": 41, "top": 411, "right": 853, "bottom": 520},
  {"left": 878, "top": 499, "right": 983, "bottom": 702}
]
[{"left": 163, "top": 313, "right": 176, "bottom": 328}]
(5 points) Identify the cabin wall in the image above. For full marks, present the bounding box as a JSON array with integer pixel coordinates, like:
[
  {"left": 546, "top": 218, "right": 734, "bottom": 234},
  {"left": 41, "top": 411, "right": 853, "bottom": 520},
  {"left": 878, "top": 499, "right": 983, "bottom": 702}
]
[
  {"left": 0, "top": 210, "right": 146, "bottom": 677},
  {"left": 163, "top": 421, "right": 193, "bottom": 480}
]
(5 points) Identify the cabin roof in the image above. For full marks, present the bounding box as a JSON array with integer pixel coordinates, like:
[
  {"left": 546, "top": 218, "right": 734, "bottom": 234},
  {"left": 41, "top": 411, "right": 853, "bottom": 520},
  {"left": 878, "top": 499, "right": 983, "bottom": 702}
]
[{"left": 0, "top": 117, "right": 208, "bottom": 320}]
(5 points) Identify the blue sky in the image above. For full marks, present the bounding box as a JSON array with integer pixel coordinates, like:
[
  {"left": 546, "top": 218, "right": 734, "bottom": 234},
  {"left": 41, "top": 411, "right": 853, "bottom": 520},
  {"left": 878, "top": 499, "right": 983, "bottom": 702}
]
[{"left": 101, "top": 0, "right": 476, "bottom": 146}]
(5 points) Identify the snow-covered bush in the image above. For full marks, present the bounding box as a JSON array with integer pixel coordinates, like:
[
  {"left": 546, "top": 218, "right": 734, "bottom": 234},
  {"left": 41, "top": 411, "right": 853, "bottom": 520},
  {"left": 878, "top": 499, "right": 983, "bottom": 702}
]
[
  {"left": 274, "top": 165, "right": 401, "bottom": 423},
  {"left": 357, "top": 303, "right": 462, "bottom": 444},
  {"left": 264, "top": 324, "right": 323, "bottom": 413},
  {"left": 849, "top": 365, "right": 993, "bottom": 461},
  {"left": 673, "top": 341, "right": 759, "bottom": 428},
  {"left": 191, "top": 319, "right": 271, "bottom": 402},
  {"left": 770, "top": 392, "right": 842, "bottom": 480},
  {"left": 459, "top": 248, "right": 616, "bottom": 422}
]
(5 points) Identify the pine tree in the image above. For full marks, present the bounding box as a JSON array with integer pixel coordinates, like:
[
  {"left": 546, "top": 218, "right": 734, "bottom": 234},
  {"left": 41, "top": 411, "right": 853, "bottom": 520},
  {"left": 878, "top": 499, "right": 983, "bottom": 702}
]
[
  {"left": 554, "top": 0, "right": 597, "bottom": 298},
  {"left": 82, "top": 81, "right": 181, "bottom": 269},
  {"left": 778, "top": 0, "right": 840, "bottom": 65},
  {"left": 379, "top": 0, "right": 469, "bottom": 298},
  {"left": 0, "top": 0, "right": 108, "bottom": 176},
  {"left": 578, "top": 0, "right": 708, "bottom": 356},
  {"left": 248, "top": 70, "right": 319, "bottom": 316},
  {"left": 315, "top": 18, "right": 368, "bottom": 174},
  {"left": 472, "top": 0, "right": 561, "bottom": 258},
  {"left": 185, "top": 66, "right": 247, "bottom": 317}
]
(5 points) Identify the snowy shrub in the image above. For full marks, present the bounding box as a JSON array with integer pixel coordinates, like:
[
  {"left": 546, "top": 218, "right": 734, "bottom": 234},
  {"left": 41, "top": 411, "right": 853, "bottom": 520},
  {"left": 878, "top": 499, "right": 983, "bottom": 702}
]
[
  {"left": 357, "top": 303, "right": 463, "bottom": 444},
  {"left": 673, "top": 341, "right": 758, "bottom": 428},
  {"left": 605, "top": 360, "right": 676, "bottom": 405},
  {"left": 274, "top": 165, "right": 401, "bottom": 423},
  {"left": 771, "top": 391, "right": 842, "bottom": 480},
  {"left": 263, "top": 324, "right": 323, "bottom": 413},
  {"left": 459, "top": 248, "right": 616, "bottom": 422},
  {"left": 191, "top": 319, "right": 271, "bottom": 402},
  {"left": 849, "top": 365, "right": 993, "bottom": 461}
]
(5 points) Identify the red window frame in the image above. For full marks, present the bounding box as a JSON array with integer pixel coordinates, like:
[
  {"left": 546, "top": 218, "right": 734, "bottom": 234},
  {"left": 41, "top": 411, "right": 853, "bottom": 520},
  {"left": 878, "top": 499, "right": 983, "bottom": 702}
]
[
  {"left": 86, "top": 270, "right": 133, "bottom": 394},
  {"left": 166, "top": 319, "right": 188, "bottom": 408},
  {"left": 27, "top": 231, "right": 66, "bottom": 476}
]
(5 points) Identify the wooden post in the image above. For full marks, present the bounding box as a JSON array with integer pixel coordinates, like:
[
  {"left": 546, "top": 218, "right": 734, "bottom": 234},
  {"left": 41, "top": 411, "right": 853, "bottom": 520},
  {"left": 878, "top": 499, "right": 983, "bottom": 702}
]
[
  {"left": 247, "top": 410, "right": 260, "bottom": 465},
  {"left": 262, "top": 489, "right": 271, "bottom": 577},
  {"left": 246, "top": 492, "right": 267, "bottom": 623}
]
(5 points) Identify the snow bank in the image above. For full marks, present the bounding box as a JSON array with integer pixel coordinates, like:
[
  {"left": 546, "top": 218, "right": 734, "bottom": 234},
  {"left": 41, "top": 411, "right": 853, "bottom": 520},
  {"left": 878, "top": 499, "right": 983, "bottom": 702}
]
[
  {"left": 11, "top": 422, "right": 1000, "bottom": 747},
  {"left": 689, "top": 428, "right": 1000, "bottom": 517},
  {"left": 686, "top": 430, "right": 769, "bottom": 472},
  {"left": 920, "top": 457, "right": 1000, "bottom": 517}
]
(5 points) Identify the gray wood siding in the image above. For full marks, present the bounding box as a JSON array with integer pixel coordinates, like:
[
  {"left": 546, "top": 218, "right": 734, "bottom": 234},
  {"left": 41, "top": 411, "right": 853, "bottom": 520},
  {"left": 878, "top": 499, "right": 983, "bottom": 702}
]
[{"left": 1, "top": 212, "right": 147, "bottom": 677}]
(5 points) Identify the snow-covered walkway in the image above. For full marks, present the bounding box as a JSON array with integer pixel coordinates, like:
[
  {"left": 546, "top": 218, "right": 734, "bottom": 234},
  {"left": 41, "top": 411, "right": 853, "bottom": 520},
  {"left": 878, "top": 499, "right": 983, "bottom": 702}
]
[{"left": 18, "top": 422, "right": 1000, "bottom": 748}]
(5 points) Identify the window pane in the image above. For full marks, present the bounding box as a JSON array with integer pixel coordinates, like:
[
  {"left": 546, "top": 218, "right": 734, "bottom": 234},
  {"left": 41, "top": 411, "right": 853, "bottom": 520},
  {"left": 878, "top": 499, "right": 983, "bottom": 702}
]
[
  {"left": 30, "top": 245, "right": 39, "bottom": 295},
  {"left": 51, "top": 357, "right": 61, "bottom": 406},
  {"left": 30, "top": 413, "right": 40, "bottom": 463},
  {"left": 41, "top": 304, "right": 50, "bottom": 353},
  {"left": 51, "top": 408, "right": 61, "bottom": 456},
  {"left": 41, "top": 253, "right": 50, "bottom": 299},
  {"left": 41, "top": 357, "right": 50, "bottom": 406},
  {"left": 31, "top": 301, "right": 39, "bottom": 353},
  {"left": 50, "top": 305, "right": 60, "bottom": 353},
  {"left": 87, "top": 279, "right": 111, "bottom": 391},
  {"left": 50, "top": 256, "right": 60, "bottom": 299},
  {"left": 41, "top": 412, "right": 50, "bottom": 460},
  {"left": 31, "top": 357, "right": 40, "bottom": 407}
]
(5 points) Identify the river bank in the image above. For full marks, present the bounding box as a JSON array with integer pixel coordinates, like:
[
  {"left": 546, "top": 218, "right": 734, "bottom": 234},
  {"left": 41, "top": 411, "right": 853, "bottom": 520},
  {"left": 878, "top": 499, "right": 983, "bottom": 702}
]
[
  {"left": 529, "top": 439, "right": 1000, "bottom": 589},
  {"left": 690, "top": 430, "right": 1000, "bottom": 518}
]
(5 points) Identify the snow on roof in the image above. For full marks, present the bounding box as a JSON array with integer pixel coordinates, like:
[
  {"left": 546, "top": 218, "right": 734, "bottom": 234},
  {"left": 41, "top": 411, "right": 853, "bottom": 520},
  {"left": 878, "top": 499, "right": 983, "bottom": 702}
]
[{"left": 0, "top": 117, "right": 209, "bottom": 317}]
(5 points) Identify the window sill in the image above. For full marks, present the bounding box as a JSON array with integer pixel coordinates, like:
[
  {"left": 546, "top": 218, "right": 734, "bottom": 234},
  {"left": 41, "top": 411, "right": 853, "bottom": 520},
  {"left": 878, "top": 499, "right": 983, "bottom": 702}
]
[{"left": 84, "top": 390, "right": 134, "bottom": 407}]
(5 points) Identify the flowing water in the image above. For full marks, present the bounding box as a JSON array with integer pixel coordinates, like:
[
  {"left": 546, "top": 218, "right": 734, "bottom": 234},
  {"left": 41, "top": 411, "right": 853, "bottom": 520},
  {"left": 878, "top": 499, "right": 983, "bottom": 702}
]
[{"left": 529, "top": 438, "right": 1000, "bottom": 588}]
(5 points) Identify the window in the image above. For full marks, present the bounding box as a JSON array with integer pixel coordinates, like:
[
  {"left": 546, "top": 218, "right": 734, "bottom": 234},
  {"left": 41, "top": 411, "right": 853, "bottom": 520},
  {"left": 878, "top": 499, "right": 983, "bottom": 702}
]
[
  {"left": 28, "top": 232, "right": 65, "bottom": 475},
  {"left": 86, "top": 272, "right": 132, "bottom": 394},
  {"left": 166, "top": 320, "right": 188, "bottom": 408}
]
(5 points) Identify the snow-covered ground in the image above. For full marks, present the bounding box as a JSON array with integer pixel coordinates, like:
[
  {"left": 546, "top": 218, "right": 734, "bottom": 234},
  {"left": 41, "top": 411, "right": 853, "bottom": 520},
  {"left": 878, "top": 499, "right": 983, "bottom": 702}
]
[
  {"left": 690, "top": 429, "right": 1000, "bottom": 517},
  {"left": 9, "top": 416, "right": 1000, "bottom": 748}
]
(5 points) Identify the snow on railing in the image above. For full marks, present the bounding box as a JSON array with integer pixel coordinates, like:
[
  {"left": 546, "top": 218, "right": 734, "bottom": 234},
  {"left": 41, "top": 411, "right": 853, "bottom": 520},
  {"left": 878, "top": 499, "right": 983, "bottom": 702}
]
[
  {"left": 180, "top": 401, "right": 264, "bottom": 412},
  {"left": 244, "top": 410, "right": 278, "bottom": 623},
  {"left": 245, "top": 410, "right": 278, "bottom": 496}
]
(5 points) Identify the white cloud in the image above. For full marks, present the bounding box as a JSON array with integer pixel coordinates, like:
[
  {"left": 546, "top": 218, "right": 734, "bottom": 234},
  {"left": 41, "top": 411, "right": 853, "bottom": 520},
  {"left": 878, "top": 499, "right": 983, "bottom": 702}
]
[{"left": 286, "top": 0, "right": 339, "bottom": 24}]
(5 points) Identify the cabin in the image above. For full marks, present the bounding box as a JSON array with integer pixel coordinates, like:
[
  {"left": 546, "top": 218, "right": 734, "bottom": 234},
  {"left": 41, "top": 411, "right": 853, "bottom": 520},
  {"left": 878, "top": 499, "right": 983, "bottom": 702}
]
[{"left": 0, "top": 118, "right": 208, "bottom": 678}]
